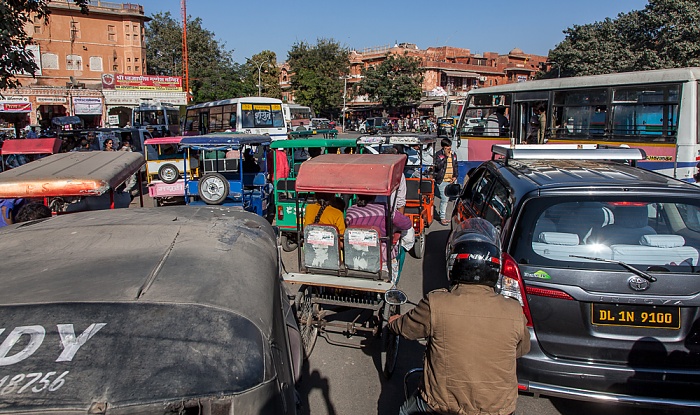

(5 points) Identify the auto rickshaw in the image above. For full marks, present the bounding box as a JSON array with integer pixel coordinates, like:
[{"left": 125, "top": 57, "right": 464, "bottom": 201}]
[
  {"left": 437, "top": 117, "right": 455, "bottom": 138},
  {"left": 357, "top": 134, "right": 436, "bottom": 258},
  {"left": 144, "top": 136, "right": 199, "bottom": 207},
  {"left": 180, "top": 134, "right": 272, "bottom": 218},
  {"left": 0, "top": 206, "right": 302, "bottom": 414},
  {"left": 270, "top": 138, "right": 359, "bottom": 251},
  {"left": 0, "top": 151, "right": 145, "bottom": 213},
  {"left": 0, "top": 137, "right": 62, "bottom": 171},
  {"left": 283, "top": 153, "right": 407, "bottom": 379}
]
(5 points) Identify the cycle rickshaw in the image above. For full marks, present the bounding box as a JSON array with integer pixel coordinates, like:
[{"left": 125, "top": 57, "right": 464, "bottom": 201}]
[
  {"left": 283, "top": 153, "right": 407, "bottom": 378},
  {"left": 357, "top": 134, "right": 436, "bottom": 258}
]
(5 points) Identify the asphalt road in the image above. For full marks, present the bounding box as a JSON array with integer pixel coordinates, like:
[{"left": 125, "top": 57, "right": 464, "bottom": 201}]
[{"left": 280, "top": 205, "right": 696, "bottom": 415}]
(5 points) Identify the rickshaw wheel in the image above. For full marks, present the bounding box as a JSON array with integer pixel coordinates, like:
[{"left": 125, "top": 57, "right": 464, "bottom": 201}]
[
  {"left": 295, "top": 286, "right": 318, "bottom": 359},
  {"left": 198, "top": 173, "right": 229, "bottom": 205},
  {"left": 153, "top": 198, "right": 160, "bottom": 208},
  {"left": 411, "top": 231, "right": 425, "bottom": 259},
  {"left": 158, "top": 163, "right": 180, "bottom": 184},
  {"left": 381, "top": 303, "right": 400, "bottom": 379},
  {"left": 280, "top": 234, "right": 298, "bottom": 252}
]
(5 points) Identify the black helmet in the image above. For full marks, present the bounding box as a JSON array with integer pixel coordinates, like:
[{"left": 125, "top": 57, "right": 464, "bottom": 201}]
[{"left": 446, "top": 218, "right": 501, "bottom": 287}]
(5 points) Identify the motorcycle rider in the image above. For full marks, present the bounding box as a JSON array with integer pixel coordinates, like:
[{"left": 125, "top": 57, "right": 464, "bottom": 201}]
[{"left": 389, "top": 218, "right": 530, "bottom": 415}]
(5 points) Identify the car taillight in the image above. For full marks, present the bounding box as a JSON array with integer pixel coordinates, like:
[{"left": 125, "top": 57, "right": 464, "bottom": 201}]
[
  {"left": 277, "top": 206, "right": 283, "bottom": 221},
  {"left": 501, "top": 253, "right": 533, "bottom": 327},
  {"left": 525, "top": 286, "right": 574, "bottom": 301}
]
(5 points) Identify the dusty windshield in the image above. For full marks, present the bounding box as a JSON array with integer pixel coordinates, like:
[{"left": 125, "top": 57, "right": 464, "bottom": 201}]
[{"left": 514, "top": 199, "right": 700, "bottom": 272}]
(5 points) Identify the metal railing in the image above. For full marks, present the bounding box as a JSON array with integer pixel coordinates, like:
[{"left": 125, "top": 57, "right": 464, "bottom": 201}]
[{"left": 53, "top": 0, "right": 144, "bottom": 13}]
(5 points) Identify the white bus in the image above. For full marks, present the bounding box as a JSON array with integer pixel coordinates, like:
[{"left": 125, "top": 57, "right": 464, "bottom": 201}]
[
  {"left": 132, "top": 102, "right": 180, "bottom": 136},
  {"left": 454, "top": 67, "right": 700, "bottom": 183},
  {"left": 282, "top": 103, "right": 313, "bottom": 131},
  {"left": 183, "top": 97, "right": 287, "bottom": 140}
]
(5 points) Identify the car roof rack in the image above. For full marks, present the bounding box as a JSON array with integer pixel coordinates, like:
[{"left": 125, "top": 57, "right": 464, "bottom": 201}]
[{"left": 491, "top": 144, "right": 647, "bottom": 166}]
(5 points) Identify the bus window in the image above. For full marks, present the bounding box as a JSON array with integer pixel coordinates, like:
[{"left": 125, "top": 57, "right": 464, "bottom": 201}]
[
  {"left": 552, "top": 89, "right": 607, "bottom": 138},
  {"left": 611, "top": 85, "right": 679, "bottom": 140},
  {"left": 210, "top": 106, "right": 223, "bottom": 132}
]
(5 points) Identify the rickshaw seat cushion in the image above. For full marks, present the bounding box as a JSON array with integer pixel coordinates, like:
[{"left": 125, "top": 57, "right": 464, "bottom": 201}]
[
  {"left": 405, "top": 179, "right": 421, "bottom": 201},
  {"left": 252, "top": 172, "right": 266, "bottom": 186},
  {"left": 242, "top": 173, "right": 266, "bottom": 187},
  {"left": 405, "top": 178, "right": 435, "bottom": 202},
  {"left": 303, "top": 224, "right": 341, "bottom": 271},
  {"left": 276, "top": 179, "right": 296, "bottom": 201},
  {"left": 203, "top": 159, "right": 239, "bottom": 173},
  {"left": 403, "top": 206, "right": 422, "bottom": 215},
  {"left": 277, "top": 178, "right": 296, "bottom": 192},
  {"left": 344, "top": 226, "right": 382, "bottom": 273},
  {"left": 420, "top": 179, "right": 434, "bottom": 194}
]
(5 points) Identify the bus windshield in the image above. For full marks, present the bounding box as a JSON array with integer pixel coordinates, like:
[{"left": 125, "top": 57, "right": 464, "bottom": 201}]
[
  {"left": 134, "top": 110, "right": 165, "bottom": 126},
  {"left": 242, "top": 103, "right": 285, "bottom": 129}
]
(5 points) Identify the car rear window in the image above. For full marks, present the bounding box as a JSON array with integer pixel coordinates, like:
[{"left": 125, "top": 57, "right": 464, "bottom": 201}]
[{"left": 512, "top": 198, "right": 700, "bottom": 272}]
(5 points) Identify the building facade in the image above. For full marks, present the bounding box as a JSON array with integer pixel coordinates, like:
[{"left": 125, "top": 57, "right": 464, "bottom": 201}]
[
  {"left": 347, "top": 43, "right": 548, "bottom": 117},
  {"left": 280, "top": 43, "right": 547, "bottom": 119},
  {"left": 1, "top": 0, "right": 186, "bottom": 134}
]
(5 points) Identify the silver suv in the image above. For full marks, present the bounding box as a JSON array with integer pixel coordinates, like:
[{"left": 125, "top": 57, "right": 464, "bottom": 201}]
[{"left": 447, "top": 145, "right": 700, "bottom": 409}]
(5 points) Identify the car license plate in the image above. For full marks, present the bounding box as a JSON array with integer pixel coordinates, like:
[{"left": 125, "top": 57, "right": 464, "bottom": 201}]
[{"left": 591, "top": 303, "right": 680, "bottom": 329}]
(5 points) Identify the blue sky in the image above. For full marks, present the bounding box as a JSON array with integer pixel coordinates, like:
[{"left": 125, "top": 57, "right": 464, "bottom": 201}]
[{"left": 143, "top": 0, "right": 649, "bottom": 64}]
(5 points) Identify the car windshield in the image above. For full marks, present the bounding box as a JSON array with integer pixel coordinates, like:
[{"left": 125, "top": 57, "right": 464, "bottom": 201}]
[{"left": 512, "top": 198, "right": 700, "bottom": 272}]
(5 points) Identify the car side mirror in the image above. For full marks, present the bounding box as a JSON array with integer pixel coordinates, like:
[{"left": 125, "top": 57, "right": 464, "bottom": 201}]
[
  {"left": 384, "top": 289, "right": 408, "bottom": 306},
  {"left": 445, "top": 183, "right": 461, "bottom": 198}
]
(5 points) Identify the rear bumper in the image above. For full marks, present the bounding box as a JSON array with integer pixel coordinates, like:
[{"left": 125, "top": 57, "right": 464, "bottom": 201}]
[
  {"left": 519, "top": 335, "right": 700, "bottom": 408},
  {"left": 520, "top": 380, "right": 700, "bottom": 408}
]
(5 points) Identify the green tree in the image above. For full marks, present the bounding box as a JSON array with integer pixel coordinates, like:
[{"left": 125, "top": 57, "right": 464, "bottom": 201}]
[
  {"left": 547, "top": 0, "right": 700, "bottom": 77},
  {"left": 0, "top": 0, "right": 88, "bottom": 91},
  {"left": 242, "top": 51, "right": 281, "bottom": 98},
  {"left": 145, "top": 12, "right": 244, "bottom": 103},
  {"left": 287, "top": 39, "right": 349, "bottom": 118},
  {"left": 357, "top": 53, "right": 424, "bottom": 111}
]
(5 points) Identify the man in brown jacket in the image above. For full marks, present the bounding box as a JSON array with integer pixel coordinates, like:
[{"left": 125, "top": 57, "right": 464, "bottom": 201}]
[{"left": 389, "top": 218, "right": 530, "bottom": 415}]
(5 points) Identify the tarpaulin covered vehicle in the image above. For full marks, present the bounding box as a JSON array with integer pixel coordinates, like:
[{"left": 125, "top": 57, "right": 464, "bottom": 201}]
[
  {"left": 0, "top": 151, "right": 145, "bottom": 212},
  {"left": 0, "top": 138, "right": 62, "bottom": 171},
  {"left": 0, "top": 206, "right": 302, "bottom": 414}
]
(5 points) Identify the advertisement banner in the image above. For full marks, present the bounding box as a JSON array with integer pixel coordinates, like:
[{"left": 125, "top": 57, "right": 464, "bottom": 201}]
[
  {"left": 102, "top": 73, "right": 182, "bottom": 91},
  {"left": 0, "top": 101, "right": 32, "bottom": 113},
  {"left": 73, "top": 97, "right": 103, "bottom": 115}
]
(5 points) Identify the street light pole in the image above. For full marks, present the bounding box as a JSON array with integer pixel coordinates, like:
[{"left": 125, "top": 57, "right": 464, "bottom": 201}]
[
  {"left": 252, "top": 59, "right": 267, "bottom": 96},
  {"left": 342, "top": 76, "right": 348, "bottom": 133}
]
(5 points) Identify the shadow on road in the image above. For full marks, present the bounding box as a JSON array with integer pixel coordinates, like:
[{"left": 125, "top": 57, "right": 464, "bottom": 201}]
[
  {"left": 421, "top": 227, "right": 451, "bottom": 295},
  {"left": 370, "top": 334, "right": 427, "bottom": 415},
  {"left": 297, "top": 357, "right": 337, "bottom": 415}
]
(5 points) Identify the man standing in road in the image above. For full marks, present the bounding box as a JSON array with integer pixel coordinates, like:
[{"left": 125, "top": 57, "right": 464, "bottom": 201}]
[
  {"left": 434, "top": 138, "right": 457, "bottom": 225},
  {"left": 389, "top": 218, "right": 530, "bottom": 415}
]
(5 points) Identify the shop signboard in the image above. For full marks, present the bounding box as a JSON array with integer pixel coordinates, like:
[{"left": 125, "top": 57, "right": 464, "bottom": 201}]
[
  {"left": 73, "top": 97, "right": 103, "bottom": 115},
  {"left": 0, "top": 101, "right": 32, "bottom": 113},
  {"left": 37, "top": 96, "right": 67, "bottom": 104},
  {"left": 102, "top": 73, "right": 182, "bottom": 91}
]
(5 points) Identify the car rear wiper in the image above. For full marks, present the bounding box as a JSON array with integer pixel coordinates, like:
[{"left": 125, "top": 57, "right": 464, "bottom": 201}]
[{"left": 569, "top": 255, "right": 657, "bottom": 283}]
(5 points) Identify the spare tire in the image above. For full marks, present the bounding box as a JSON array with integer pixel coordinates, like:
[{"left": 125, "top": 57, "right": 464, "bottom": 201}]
[
  {"left": 198, "top": 172, "right": 229, "bottom": 205},
  {"left": 158, "top": 163, "right": 180, "bottom": 184}
]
